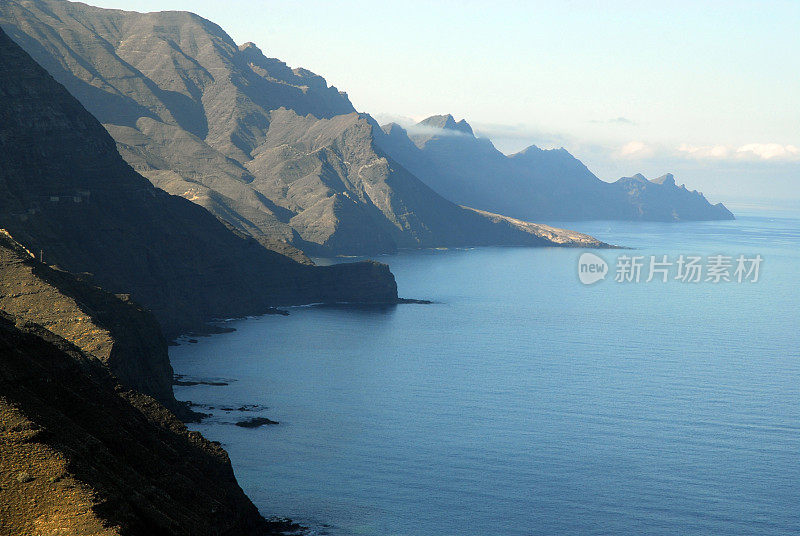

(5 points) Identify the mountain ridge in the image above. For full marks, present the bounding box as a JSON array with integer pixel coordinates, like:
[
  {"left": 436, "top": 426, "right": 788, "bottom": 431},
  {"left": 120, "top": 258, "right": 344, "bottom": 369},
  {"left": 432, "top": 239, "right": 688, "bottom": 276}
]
[
  {"left": 0, "top": 0, "right": 608, "bottom": 255},
  {"left": 377, "top": 114, "right": 734, "bottom": 222},
  {"left": 0, "top": 22, "right": 398, "bottom": 338}
]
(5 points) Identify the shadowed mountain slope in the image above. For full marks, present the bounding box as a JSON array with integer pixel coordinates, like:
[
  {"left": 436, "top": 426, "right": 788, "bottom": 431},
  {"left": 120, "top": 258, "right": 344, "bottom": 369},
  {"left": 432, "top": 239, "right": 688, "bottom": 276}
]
[
  {"left": 0, "top": 230, "right": 191, "bottom": 416},
  {"left": 0, "top": 312, "right": 297, "bottom": 535},
  {"left": 0, "top": 0, "right": 606, "bottom": 255},
  {"left": 0, "top": 24, "right": 397, "bottom": 338},
  {"left": 377, "top": 115, "right": 734, "bottom": 222}
]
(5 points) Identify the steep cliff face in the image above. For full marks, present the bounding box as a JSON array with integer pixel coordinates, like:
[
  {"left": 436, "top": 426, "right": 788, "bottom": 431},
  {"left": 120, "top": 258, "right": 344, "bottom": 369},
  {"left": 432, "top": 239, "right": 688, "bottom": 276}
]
[
  {"left": 241, "top": 110, "right": 607, "bottom": 252},
  {"left": 377, "top": 115, "right": 734, "bottom": 222},
  {"left": 0, "top": 25, "right": 398, "bottom": 337},
  {"left": 0, "top": 313, "right": 293, "bottom": 535},
  {"left": 0, "top": 230, "right": 187, "bottom": 416},
  {"left": 0, "top": 0, "right": 607, "bottom": 255},
  {"left": 609, "top": 173, "right": 734, "bottom": 221}
]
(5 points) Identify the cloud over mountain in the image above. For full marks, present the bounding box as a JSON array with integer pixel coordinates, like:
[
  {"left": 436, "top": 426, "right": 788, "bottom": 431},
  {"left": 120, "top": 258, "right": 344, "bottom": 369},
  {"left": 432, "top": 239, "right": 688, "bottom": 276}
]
[{"left": 678, "top": 142, "right": 800, "bottom": 161}]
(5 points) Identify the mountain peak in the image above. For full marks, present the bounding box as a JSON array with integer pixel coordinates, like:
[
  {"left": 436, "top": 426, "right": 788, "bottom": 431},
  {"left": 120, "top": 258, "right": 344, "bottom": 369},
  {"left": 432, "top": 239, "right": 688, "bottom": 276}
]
[
  {"left": 238, "top": 42, "right": 263, "bottom": 55},
  {"left": 381, "top": 122, "right": 408, "bottom": 137},
  {"left": 651, "top": 173, "right": 676, "bottom": 186},
  {"left": 515, "top": 145, "right": 571, "bottom": 156},
  {"left": 515, "top": 144, "right": 544, "bottom": 156},
  {"left": 512, "top": 145, "right": 578, "bottom": 165},
  {"left": 417, "top": 114, "right": 474, "bottom": 136}
]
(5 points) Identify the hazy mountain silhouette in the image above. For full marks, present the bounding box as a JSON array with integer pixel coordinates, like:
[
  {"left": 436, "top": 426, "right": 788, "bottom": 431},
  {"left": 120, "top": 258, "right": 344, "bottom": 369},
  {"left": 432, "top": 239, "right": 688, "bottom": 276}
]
[{"left": 377, "top": 115, "right": 734, "bottom": 222}]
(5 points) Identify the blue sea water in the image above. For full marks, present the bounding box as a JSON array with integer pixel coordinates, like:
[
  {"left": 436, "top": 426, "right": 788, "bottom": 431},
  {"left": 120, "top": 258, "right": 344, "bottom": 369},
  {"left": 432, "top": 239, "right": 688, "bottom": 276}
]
[{"left": 172, "top": 210, "right": 800, "bottom": 536}]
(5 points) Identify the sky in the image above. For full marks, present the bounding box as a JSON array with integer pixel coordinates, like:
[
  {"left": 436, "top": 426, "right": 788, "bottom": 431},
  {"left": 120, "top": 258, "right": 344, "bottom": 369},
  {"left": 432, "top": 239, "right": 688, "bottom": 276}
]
[{"left": 89, "top": 0, "right": 799, "bottom": 206}]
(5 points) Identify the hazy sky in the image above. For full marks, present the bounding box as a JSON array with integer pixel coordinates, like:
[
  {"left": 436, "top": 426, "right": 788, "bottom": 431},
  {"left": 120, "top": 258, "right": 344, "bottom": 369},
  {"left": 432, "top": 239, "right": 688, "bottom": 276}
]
[{"left": 89, "top": 0, "right": 799, "bottom": 205}]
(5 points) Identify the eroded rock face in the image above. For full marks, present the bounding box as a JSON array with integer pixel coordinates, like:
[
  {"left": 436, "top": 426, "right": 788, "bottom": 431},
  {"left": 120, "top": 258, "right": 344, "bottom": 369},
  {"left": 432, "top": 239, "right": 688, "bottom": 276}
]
[
  {"left": 0, "top": 0, "right": 607, "bottom": 256},
  {"left": 0, "top": 313, "right": 292, "bottom": 535},
  {"left": 0, "top": 230, "right": 187, "bottom": 416},
  {"left": 0, "top": 24, "right": 398, "bottom": 337}
]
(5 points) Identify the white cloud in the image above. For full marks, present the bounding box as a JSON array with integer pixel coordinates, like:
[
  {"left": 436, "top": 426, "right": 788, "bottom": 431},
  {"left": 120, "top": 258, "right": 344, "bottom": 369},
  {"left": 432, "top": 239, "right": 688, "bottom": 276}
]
[
  {"left": 589, "top": 117, "right": 637, "bottom": 126},
  {"left": 736, "top": 143, "right": 800, "bottom": 160},
  {"left": 404, "top": 123, "right": 471, "bottom": 138},
  {"left": 373, "top": 113, "right": 417, "bottom": 128},
  {"left": 676, "top": 142, "right": 800, "bottom": 161},
  {"left": 615, "top": 141, "right": 654, "bottom": 159},
  {"left": 677, "top": 144, "right": 730, "bottom": 159}
]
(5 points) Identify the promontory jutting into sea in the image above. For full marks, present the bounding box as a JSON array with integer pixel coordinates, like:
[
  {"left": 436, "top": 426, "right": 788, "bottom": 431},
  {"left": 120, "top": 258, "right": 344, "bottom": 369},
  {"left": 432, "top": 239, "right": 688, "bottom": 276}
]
[{"left": 0, "top": 1, "right": 796, "bottom": 535}]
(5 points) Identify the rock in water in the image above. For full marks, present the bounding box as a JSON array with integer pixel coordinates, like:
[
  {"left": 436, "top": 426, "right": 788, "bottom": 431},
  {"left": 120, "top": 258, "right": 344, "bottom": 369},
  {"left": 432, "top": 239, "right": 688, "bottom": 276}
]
[{"left": 236, "top": 417, "right": 280, "bottom": 428}]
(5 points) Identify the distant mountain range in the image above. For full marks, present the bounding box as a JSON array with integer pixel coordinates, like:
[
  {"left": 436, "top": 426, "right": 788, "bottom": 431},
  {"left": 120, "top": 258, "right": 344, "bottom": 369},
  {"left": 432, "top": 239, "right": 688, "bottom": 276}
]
[
  {"left": 378, "top": 115, "right": 734, "bottom": 222},
  {"left": 0, "top": 0, "right": 608, "bottom": 256}
]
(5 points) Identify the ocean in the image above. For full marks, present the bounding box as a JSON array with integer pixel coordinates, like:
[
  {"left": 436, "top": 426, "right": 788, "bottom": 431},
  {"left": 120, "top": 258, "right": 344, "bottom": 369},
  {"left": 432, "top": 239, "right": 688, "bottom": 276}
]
[{"left": 171, "top": 209, "right": 800, "bottom": 535}]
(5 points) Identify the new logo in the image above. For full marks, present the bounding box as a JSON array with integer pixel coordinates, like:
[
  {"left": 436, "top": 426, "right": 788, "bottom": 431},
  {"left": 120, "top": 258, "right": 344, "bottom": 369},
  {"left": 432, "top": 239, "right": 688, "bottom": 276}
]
[{"left": 578, "top": 252, "right": 608, "bottom": 285}]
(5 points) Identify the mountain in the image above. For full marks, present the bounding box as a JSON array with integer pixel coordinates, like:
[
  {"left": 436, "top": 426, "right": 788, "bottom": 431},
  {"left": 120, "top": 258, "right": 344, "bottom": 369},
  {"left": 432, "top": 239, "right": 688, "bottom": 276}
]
[
  {"left": 376, "top": 114, "right": 734, "bottom": 222},
  {"left": 0, "top": 0, "right": 606, "bottom": 255},
  {"left": 0, "top": 312, "right": 295, "bottom": 535},
  {"left": 609, "top": 172, "right": 734, "bottom": 220},
  {"left": 0, "top": 23, "right": 398, "bottom": 338}
]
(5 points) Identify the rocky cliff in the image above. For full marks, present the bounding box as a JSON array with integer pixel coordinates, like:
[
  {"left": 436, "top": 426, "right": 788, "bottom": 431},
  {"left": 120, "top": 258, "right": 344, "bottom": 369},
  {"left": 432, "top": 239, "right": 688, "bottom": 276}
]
[
  {"left": 608, "top": 173, "right": 734, "bottom": 220},
  {"left": 377, "top": 115, "right": 734, "bottom": 222},
  {"left": 0, "top": 312, "right": 294, "bottom": 535},
  {"left": 0, "top": 23, "right": 398, "bottom": 338},
  {"left": 0, "top": 229, "right": 188, "bottom": 416},
  {"left": 0, "top": 0, "right": 607, "bottom": 255}
]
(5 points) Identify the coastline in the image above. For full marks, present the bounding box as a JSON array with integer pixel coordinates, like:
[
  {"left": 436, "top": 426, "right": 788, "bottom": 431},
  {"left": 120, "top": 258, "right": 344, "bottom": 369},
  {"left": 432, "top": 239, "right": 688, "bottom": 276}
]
[{"left": 167, "top": 221, "right": 799, "bottom": 535}]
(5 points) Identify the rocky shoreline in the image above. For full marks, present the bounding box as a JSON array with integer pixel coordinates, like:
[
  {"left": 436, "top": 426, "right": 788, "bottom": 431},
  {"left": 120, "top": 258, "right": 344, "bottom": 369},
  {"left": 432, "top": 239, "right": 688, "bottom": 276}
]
[{"left": 0, "top": 312, "right": 303, "bottom": 535}]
